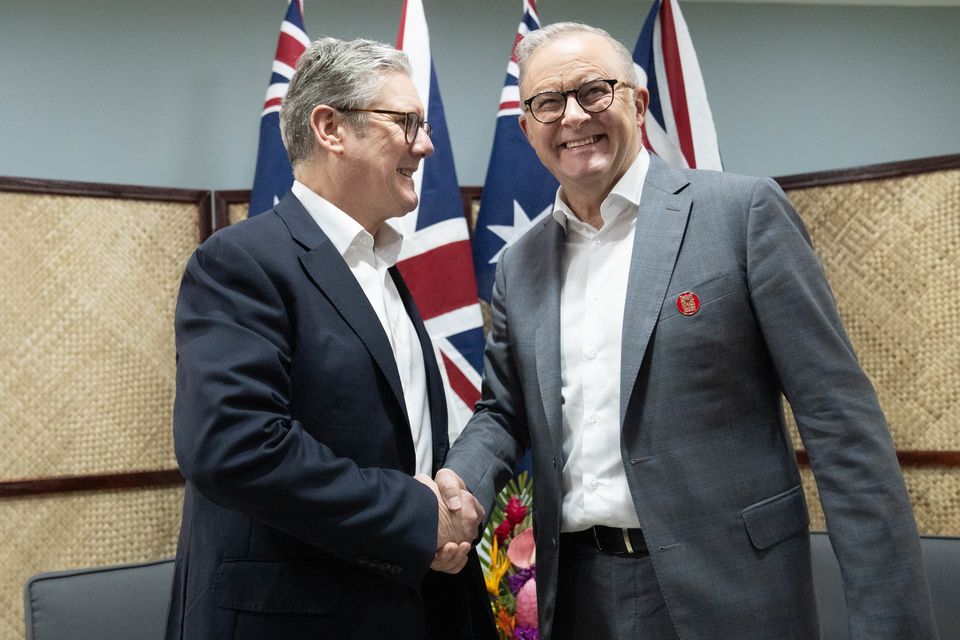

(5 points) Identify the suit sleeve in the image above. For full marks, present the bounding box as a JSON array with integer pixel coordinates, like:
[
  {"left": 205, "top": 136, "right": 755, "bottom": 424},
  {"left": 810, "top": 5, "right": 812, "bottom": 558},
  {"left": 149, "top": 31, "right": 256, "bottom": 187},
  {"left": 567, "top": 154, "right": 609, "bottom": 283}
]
[
  {"left": 445, "top": 249, "right": 528, "bottom": 513},
  {"left": 173, "top": 233, "right": 438, "bottom": 587},
  {"left": 744, "top": 178, "right": 937, "bottom": 639}
]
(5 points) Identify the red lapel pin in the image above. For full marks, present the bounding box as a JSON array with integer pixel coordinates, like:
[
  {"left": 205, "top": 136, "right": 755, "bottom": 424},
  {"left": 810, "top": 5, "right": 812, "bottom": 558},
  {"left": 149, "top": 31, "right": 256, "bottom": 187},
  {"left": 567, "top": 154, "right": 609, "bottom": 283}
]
[{"left": 676, "top": 291, "right": 701, "bottom": 316}]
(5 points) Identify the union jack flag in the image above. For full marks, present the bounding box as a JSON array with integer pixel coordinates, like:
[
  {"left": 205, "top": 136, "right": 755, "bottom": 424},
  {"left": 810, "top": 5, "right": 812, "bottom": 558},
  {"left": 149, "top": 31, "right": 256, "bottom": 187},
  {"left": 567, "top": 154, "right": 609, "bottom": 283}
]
[
  {"left": 249, "top": 0, "right": 309, "bottom": 215},
  {"left": 633, "top": 0, "right": 722, "bottom": 170},
  {"left": 396, "top": 0, "right": 485, "bottom": 438},
  {"left": 472, "top": 0, "right": 558, "bottom": 303}
]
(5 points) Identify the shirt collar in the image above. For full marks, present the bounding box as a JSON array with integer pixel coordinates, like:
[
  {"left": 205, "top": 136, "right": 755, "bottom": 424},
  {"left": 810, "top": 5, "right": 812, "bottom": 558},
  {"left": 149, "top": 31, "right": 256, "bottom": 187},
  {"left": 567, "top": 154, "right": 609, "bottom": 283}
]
[
  {"left": 291, "top": 180, "right": 404, "bottom": 267},
  {"left": 551, "top": 147, "right": 650, "bottom": 232}
]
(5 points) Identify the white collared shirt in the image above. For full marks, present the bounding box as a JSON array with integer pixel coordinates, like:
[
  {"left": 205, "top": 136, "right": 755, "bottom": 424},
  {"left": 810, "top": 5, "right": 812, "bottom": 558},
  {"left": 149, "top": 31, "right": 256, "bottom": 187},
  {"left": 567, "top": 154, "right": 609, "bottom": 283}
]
[
  {"left": 554, "top": 149, "right": 650, "bottom": 532},
  {"left": 291, "top": 181, "right": 433, "bottom": 475}
]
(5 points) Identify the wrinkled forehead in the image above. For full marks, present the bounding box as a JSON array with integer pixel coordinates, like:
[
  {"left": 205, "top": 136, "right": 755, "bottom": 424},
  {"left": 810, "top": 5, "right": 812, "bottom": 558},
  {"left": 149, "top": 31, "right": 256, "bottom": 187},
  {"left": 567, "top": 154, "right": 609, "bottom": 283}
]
[
  {"left": 520, "top": 33, "right": 624, "bottom": 97},
  {"left": 374, "top": 70, "right": 425, "bottom": 113}
]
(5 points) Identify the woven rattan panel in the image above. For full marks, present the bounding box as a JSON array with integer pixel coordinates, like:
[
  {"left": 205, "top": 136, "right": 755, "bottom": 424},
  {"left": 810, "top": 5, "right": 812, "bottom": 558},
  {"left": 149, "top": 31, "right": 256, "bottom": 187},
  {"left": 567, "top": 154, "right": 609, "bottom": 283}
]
[
  {"left": 0, "top": 192, "right": 198, "bottom": 479},
  {"left": 800, "top": 466, "right": 959, "bottom": 536},
  {"left": 2, "top": 485, "right": 183, "bottom": 638},
  {"left": 228, "top": 201, "right": 249, "bottom": 225},
  {"left": 782, "top": 167, "right": 960, "bottom": 534}
]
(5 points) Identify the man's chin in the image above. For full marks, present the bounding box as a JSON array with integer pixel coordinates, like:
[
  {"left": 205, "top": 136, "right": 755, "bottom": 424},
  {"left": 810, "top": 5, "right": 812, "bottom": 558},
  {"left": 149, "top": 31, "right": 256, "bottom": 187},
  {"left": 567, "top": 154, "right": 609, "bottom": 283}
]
[
  {"left": 557, "top": 160, "right": 612, "bottom": 185},
  {"left": 398, "top": 195, "right": 419, "bottom": 216}
]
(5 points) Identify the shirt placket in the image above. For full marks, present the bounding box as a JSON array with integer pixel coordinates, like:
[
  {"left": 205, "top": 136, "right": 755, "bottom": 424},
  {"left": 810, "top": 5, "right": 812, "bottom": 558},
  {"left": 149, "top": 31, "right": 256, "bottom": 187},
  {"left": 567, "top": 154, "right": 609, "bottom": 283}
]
[{"left": 580, "top": 229, "right": 611, "bottom": 522}]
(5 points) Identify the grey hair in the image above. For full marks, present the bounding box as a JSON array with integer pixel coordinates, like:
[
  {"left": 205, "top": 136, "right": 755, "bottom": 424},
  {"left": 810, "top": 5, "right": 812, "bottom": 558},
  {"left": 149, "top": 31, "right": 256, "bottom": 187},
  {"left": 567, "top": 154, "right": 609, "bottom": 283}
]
[
  {"left": 280, "top": 37, "right": 411, "bottom": 167},
  {"left": 515, "top": 22, "right": 639, "bottom": 95}
]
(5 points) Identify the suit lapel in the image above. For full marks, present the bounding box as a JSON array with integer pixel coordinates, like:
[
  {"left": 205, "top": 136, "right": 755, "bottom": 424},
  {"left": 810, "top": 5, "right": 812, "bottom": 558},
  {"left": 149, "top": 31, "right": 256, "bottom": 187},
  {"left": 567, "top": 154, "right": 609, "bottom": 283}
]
[
  {"left": 273, "top": 194, "right": 408, "bottom": 424},
  {"left": 620, "top": 157, "right": 692, "bottom": 426},
  {"left": 531, "top": 219, "right": 565, "bottom": 452},
  {"left": 391, "top": 266, "right": 450, "bottom": 472}
]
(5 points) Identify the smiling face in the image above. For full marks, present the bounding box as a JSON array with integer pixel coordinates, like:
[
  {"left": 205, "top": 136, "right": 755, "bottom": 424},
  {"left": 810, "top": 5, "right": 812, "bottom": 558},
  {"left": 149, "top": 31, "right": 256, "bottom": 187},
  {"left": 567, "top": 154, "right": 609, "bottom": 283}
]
[
  {"left": 519, "top": 33, "right": 649, "bottom": 208},
  {"left": 339, "top": 71, "right": 433, "bottom": 231}
]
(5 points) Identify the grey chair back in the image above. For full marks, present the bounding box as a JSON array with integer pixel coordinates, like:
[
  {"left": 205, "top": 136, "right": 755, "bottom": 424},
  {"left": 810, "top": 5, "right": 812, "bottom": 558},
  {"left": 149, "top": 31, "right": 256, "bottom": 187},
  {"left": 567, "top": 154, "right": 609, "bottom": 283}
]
[
  {"left": 24, "top": 558, "right": 174, "bottom": 640},
  {"left": 811, "top": 531, "right": 959, "bottom": 639}
]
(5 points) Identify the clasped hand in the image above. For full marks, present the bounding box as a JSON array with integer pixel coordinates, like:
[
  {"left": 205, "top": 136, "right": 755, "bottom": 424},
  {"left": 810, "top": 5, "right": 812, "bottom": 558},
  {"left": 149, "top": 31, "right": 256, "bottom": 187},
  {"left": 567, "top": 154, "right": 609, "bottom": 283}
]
[{"left": 414, "top": 469, "right": 483, "bottom": 574}]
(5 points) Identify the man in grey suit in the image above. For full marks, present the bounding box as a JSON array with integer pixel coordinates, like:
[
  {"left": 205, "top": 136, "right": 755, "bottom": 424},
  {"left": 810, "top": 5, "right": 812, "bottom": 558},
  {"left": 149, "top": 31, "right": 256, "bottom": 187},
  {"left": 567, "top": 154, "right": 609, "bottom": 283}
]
[{"left": 436, "top": 22, "right": 937, "bottom": 640}]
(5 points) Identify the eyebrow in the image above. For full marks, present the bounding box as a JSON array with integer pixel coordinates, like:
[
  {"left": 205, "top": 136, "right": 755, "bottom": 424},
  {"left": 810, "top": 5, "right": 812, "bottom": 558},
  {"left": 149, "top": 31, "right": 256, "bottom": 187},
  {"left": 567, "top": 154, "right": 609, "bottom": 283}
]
[{"left": 530, "top": 76, "right": 608, "bottom": 93}]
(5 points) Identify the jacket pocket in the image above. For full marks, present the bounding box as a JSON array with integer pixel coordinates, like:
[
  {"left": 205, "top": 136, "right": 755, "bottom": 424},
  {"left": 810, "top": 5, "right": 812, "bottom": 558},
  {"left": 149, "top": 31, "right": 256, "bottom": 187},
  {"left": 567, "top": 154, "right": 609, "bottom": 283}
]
[
  {"left": 740, "top": 485, "right": 809, "bottom": 550},
  {"left": 657, "top": 272, "right": 735, "bottom": 323},
  {"left": 215, "top": 560, "right": 341, "bottom": 614}
]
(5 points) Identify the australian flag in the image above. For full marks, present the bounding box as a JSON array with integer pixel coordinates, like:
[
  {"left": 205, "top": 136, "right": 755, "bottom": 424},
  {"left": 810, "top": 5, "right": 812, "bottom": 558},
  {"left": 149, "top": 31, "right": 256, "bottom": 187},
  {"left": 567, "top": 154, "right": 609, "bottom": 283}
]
[
  {"left": 396, "top": 0, "right": 485, "bottom": 438},
  {"left": 249, "top": 0, "right": 309, "bottom": 216},
  {"left": 633, "top": 0, "right": 722, "bottom": 170},
  {"left": 472, "top": 0, "right": 558, "bottom": 303}
]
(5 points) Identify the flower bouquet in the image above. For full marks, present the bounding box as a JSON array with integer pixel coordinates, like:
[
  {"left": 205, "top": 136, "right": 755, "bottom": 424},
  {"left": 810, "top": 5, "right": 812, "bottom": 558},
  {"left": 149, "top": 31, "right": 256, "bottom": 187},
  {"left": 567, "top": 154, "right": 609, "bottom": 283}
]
[{"left": 479, "top": 471, "right": 537, "bottom": 640}]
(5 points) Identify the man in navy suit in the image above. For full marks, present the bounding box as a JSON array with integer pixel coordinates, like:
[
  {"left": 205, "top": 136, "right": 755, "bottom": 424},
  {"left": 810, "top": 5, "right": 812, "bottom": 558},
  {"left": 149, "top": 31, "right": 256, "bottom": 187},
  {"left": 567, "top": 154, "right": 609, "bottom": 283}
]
[{"left": 165, "top": 37, "right": 494, "bottom": 640}]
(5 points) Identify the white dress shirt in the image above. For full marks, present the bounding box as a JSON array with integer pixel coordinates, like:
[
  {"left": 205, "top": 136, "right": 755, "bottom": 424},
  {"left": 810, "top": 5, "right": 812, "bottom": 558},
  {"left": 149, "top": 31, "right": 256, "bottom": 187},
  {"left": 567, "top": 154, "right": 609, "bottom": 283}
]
[
  {"left": 291, "top": 181, "right": 433, "bottom": 475},
  {"left": 554, "top": 150, "right": 650, "bottom": 532}
]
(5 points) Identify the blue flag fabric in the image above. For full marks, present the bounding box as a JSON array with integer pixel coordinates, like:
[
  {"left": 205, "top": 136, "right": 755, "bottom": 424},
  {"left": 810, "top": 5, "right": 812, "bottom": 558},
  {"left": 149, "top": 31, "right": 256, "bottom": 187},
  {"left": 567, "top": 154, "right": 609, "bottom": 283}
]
[
  {"left": 472, "top": 1, "right": 558, "bottom": 303},
  {"left": 249, "top": 1, "right": 309, "bottom": 216}
]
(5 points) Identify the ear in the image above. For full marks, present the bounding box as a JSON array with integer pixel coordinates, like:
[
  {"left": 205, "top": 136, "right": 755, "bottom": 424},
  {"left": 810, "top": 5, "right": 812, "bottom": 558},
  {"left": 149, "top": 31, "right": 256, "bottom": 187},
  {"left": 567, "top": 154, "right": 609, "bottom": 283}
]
[
  {"left": 634, "top": 86, "right": 651, "bottom": 128},
  {"left": 310, "top": 105, "right": 345, "bottom": 154},
  {"left": 518, "top": 114, "right": 534, "bottom": 145}
]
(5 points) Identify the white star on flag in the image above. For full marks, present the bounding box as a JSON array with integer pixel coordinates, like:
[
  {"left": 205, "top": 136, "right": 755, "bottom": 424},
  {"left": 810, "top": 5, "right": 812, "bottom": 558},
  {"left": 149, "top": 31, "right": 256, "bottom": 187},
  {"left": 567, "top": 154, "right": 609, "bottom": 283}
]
[{"left": 486, "top": 201, "right": 553, "bottom": 264}]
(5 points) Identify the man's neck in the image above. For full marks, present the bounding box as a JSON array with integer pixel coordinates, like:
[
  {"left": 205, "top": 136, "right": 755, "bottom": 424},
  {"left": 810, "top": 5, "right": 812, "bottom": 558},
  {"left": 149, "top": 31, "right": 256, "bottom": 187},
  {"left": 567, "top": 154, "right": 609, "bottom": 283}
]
[
  {"left": 561, "top": 191, "right": 605, "bottom": 230},
  {"left": 558, "top": 149, "right": 645, "bottom": 230},
  {"left": 294, "top": 165, "right": 382, "bottom": 235}
]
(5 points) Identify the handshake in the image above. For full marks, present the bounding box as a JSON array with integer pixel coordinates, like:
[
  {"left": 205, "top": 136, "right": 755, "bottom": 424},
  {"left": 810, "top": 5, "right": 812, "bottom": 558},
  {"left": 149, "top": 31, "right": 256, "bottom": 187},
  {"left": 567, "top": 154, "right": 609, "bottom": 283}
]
[{"left": 415, "top": 469, "right": 484, "bottom": 574}]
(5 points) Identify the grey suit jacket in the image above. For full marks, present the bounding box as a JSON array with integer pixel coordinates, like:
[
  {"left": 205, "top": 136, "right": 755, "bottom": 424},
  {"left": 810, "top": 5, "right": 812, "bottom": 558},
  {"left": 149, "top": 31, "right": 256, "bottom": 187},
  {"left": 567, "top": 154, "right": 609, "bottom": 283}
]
[{"left": 445, "top": 156, "right": 937, "bottom": 640}]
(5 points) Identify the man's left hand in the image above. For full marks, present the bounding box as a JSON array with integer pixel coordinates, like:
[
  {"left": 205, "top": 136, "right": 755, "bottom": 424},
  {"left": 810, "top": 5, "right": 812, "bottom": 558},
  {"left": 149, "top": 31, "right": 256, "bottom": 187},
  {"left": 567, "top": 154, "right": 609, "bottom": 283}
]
[{"left": 430, "top": 541, "right": 472, "bottom": 574}]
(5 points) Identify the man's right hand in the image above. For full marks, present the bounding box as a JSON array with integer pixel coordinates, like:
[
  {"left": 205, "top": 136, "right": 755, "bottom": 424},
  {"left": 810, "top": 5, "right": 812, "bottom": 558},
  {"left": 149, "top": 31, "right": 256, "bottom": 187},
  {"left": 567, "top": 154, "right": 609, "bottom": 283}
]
[
  {"left": 415, "top": 473, "right": 484, "bottom": 574},
  {"left": 415, "top": 473, "right": 484, "bottom": 545},
  {"left": 434, "top": 468, "right": 469, "bottom": 512}
]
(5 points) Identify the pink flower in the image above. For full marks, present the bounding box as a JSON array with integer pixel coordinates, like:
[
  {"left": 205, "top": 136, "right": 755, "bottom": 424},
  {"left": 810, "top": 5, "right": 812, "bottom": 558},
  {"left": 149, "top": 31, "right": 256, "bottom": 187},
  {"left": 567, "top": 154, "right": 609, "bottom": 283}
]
[
  {"left": 505, "top": 496, "right": 528, "bottom": 525},
  {"left": 494, "top": 519, "right": 513, "bottom": 544},
  {"left": 506, "top": 527, "right": 536, "bottom": 569},
  {"left": 514, "top": 577, "right": 538, "bottom": 629}
]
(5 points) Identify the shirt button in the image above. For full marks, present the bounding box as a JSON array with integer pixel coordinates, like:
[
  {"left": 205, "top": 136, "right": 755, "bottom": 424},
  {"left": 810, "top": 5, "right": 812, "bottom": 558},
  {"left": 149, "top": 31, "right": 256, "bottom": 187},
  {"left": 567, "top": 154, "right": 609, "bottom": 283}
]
[
  {"left": 590, "top": 480, "right": 600, "bottom": 490},
  {"left": 584, "top": 348, "right": 597, "bottom": 359},
  {"left": 587, "top": 414, "right": 599, "bottom": 424}
]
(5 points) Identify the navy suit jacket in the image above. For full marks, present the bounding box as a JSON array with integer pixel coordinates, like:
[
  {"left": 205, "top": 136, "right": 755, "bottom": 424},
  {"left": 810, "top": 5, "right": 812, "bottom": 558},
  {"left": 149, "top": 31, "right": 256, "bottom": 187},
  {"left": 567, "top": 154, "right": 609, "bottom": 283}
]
[{"left": 165, "top": 193, "right": 494, "bottom": 640}]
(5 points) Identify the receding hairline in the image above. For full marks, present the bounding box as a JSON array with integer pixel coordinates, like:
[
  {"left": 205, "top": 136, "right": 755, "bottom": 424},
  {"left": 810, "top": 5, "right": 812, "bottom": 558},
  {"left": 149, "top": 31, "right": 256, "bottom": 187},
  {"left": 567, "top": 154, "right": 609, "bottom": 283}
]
[{"left": 518, "top": 29, "right": 638, "bottom": 96}]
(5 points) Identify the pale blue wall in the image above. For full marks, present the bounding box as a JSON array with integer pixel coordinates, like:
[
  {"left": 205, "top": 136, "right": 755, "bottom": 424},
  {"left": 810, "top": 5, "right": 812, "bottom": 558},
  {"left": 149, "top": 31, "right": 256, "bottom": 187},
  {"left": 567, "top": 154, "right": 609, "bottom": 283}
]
[{"left": 1, "top": 0, "right": 958, "bottom": 190}]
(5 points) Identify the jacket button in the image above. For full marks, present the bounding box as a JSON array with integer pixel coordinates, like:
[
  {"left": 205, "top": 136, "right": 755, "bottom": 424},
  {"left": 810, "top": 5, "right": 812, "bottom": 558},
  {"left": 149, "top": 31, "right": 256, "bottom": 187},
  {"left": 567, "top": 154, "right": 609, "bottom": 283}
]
[
  {"left": 391, "top": 566, "right": 403, "bottom": 575},
  {"left": 380, "top": 562, "right": 392, "bottom": 572}
]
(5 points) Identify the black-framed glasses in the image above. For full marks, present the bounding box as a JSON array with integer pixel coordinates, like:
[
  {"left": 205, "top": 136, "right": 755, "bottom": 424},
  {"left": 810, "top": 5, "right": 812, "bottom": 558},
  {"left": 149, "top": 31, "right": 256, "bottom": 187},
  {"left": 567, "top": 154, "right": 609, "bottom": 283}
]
[
  {"left": 523, "top": 79, "right": 628, "bottom": 124},
  {"left": 338, "top": 108, "right": 432, "bottom": 143}
]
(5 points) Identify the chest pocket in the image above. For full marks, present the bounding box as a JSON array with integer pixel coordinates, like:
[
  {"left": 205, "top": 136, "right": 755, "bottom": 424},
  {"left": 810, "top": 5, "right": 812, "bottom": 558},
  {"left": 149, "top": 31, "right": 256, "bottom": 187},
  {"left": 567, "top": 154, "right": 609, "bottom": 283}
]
[{"left": 657, "top": 272, "right": 736, "bottom": 324}]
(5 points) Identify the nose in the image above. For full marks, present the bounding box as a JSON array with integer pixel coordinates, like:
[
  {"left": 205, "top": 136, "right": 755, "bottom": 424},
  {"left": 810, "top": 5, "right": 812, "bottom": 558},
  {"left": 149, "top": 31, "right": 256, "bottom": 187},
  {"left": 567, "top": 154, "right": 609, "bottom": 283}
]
[
  {"left": 560, "top": 92, "right": 590, "bottom": 128},
  {"left": 411, "top": 126, "right": 434, "bottom": 158}
]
